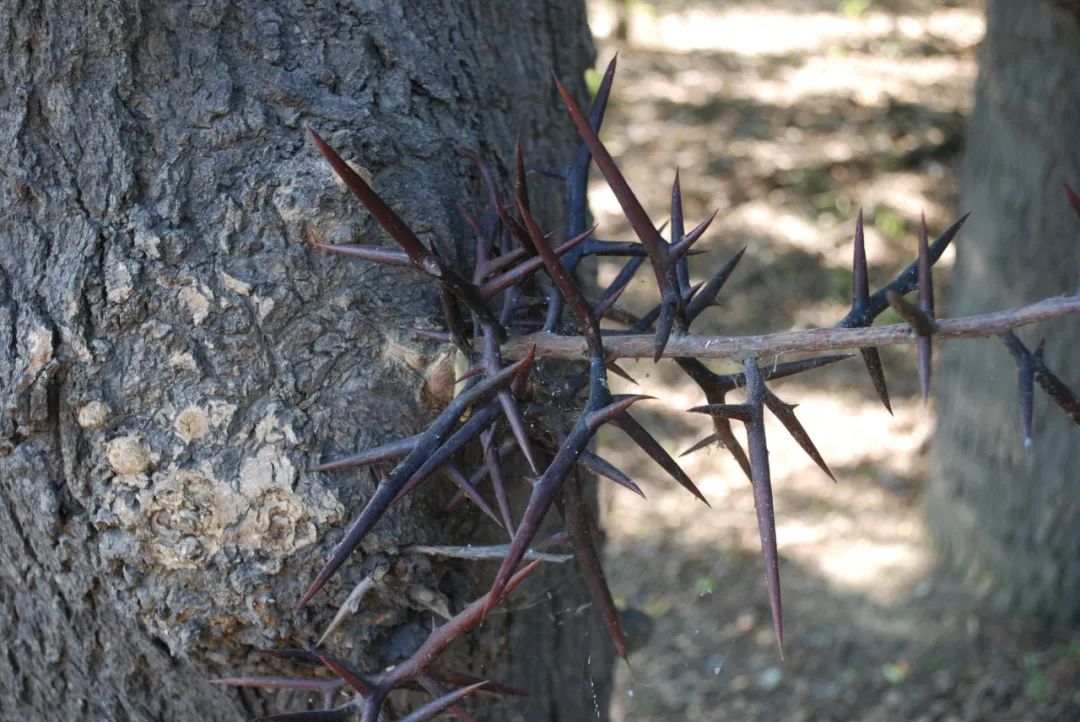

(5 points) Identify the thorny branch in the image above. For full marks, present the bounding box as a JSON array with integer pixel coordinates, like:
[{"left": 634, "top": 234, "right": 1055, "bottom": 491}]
[{"left": 219, "top": 56, "right": 1080, "bottom": 721}]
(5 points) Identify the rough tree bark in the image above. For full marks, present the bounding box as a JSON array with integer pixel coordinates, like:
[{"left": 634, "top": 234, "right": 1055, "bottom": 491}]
[
  {"left": 0, "top": 1, "right": 611, "bottom": 720},
  {"left": 928, "top": 0, "right": 1080, "bottom": 622}
]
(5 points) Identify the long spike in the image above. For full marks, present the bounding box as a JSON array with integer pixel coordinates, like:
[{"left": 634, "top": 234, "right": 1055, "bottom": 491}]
[
  {"left": 744, "top": 358, "right": 784, "bottom": 657},
  {"left": 685, "top": 246, "right": 746, "bottom": 321},
  {"left": 397, "top": 682, "right": 487, "bottom": 722},
  {"left": 564, "top": 472, "right": 629, "bottom": 659},
  {"left": 762, "top": 388, "right": 835, "bottom": 481},
  {"left": 308, "top": 128, "right": 441, "bottom": 276},
  {"left": 917, "top": 212, "right": 934, "bottom": 402},
  {"left": 1000, "top": 332, "right": 1035, "bottom": 450},
  {"left": 578, "top": 450, "right": 646, "bottom": 498},
  {"left": 859, "top": 347, "right": 894, "bottom": 415},
  {"left": 310, "top": 434, "right": 420, "bottom": 473},
  {"left": 609, "top": 412, "right": 709, "bottom": 505}
]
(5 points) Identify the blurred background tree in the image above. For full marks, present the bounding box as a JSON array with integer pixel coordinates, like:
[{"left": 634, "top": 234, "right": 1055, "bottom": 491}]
[{"left": 929, "top": 0, "right": 1080, "bottom": 623}]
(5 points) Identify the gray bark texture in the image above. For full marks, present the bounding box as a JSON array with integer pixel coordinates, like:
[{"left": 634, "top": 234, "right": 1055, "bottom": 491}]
[
  {"left": 0, "top": 1, "right": 612, "bottom": 720},
  {"left": 928, "top": 0, "right": 1080, "bottom": 622}
]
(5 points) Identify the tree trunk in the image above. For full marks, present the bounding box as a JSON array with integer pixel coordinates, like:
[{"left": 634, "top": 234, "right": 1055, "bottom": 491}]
[
  {"left": 0, "top": 1, "right": 610, "bottom": 719},
  {"left": 928, "top": 0, "right": 1080, "bottom": 622}
]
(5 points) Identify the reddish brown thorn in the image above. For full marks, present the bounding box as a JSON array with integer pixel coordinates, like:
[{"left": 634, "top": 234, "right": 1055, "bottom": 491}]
[
  {"left": 610, "top": 412, "right": 709, "bottom": 505},
  {"left": 565, "top": 472, "right": 629, "bottom": 659},
  {"left": 307, "top": 128, "right": 440, "bottom": 276},
  {"left": 477, "top": 225, "right": 593, "bottom": 298},
  {"left": 517, "top": 197, "right": 604, "bottom": 354},
  {"left": 578, "top": 450, "right": 646, "bottom": 498},
  {"left": 397, "top": 682, "right": 487, "bottom": 722},
  {"left": 317, "top": 653, "right": 375, "bottom": 695},
  {"left": 859, "top": 347, "right": 893, "bottom": 415},
  {"left": 313, "top": 243, "right": 413, "bottom": 267},
  {"left": 744, "top": 358, "right": 784, "bottom": 657},
  {"left": 886, "top": 290, "right": 935, "bottom": 337},
  {"left": 762, "top": 389, "right": 835, "bottom": 481},
  {"left": 1065, "top": 183, "right": 1080, "bottom": 219},
  {"left": 310, "top": 434, "right": 419, "bottom": 473},
  {"left": 687, "top": 403, "right": 753, "bottom": 423}
]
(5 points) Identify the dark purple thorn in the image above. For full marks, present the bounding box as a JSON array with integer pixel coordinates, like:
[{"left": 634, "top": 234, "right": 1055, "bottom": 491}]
[
  {"left": 1065, "top": 183, "right": 1080, "bottom": 219},
  {"left": 886, "top": 290, "right": 934, "bottom": 402},
  {"left": 594, "top": 262, "right": 642, "bottom": 319},
  {"left": 577, "top": 450, "right": 646, "bottom": 498},
  {"left": 210, "top": 676, "right": 343, "bottom": 694},
  {"left": 443, "top": 463, "right": 504, "bottom": 527},
  {"left": 586, "top": 395, "right": 655, "bottom": 431},
  {"left": 416, "top": 676, "right": 475, "bottom": 722},
  {"left": 670, "top": 209, "right": 719, "bottom": 262},
  {"left": 1000, "top": 331, "right": 1035, "bottom": 450},
  {"left": 396, "top": 682, "right": 487, "bottom": 722},
  {"left": 297, "top": 358, "right": 533, "bottom": 610},
  {"left": 432, "top": 672, "right": 530, "bottom": 698},
  {"left": 743, "top": 358, "right": 784, "bottom": 657},
  {"left": 859, "top": 347, "right": 894, "bottom": 415},
  {"left": 609, "top": 412, "right": 710, "bottom": 505},
  {"left": 564, "top": 472, "right": 629, "bottom": 659},
  {"left": 258, "top": 704, "right": 360, "bottom": 722},
  {"left": 498, "top": 390, "right": 539, "bottom": 476},
  {"left": 310, "top": 434, "right": 420, "bottom": 473},
  {"left": 687, "top": 403, "right": 753, "bottom": 423},
  {"left": 918, "top": 212, "right": 934, "bottom": 317},
  {"left": 762, "top": 389, "right": 835, "bottom": 481},
  {"left": 308, "top": 128, "right": 441, "bottom": 277},
  {"left": 391, "top": 405, "right": 500, "bottom": 505},
  {"left": 671, "top": 169, "right": 690, "bottom": 294},
  {"left": 481, "top": 432, "right": 516, "bottom": 534},
  {"left": 458, "top": 203, "right": 483, "bottom": 239},
  {"left": 679, "top": 433, "right": 718, "bottom": 458},
  {"left": 317, "top": 654, "right": 376, "bottom": 695},
  {"left": 852, "top": 208, "right": 869, "bottom": 304},
  {"left": 685, "top": 246, "right": 747, "bottom": 321},
  {"left": 313, "top": 243, "right": 413, "bottom": 267},
  {"left": 916, "top": 212, "right": 934, "bottom": 402}
]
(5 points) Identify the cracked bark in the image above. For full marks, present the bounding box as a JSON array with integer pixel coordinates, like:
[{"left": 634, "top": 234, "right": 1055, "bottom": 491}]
[{"left": 0, "top": 1, "right": 611, "bottom": 719}]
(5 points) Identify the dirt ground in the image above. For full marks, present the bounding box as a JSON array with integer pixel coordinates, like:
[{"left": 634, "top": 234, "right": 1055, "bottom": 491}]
[{"left": 581, "top": 1, "right": 1080, "bottom": 720}]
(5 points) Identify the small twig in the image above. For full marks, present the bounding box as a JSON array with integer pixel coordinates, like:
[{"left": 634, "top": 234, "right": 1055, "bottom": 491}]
[
  {"left": 498, "top": 295, "right": 1080, "bottom": 361},
  {"left": 402, "top": 544, "right": 573, "bottom": 564}
]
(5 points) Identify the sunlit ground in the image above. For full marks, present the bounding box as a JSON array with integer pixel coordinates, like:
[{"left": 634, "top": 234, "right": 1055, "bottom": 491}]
[{"left": 579, "top": 1, "right": 1080, "bottom": 720}]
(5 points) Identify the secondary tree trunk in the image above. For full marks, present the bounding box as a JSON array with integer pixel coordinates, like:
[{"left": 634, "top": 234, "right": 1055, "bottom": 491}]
[
  {"left": 0, "top": 2, "right": 611, "bottom": 720},
  {"left": 928, "top": 0, "right": 1080, "bottom": 622}
]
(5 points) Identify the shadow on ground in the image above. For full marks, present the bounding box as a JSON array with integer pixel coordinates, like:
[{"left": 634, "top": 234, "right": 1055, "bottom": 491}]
[{"left": 581, "top": 1, "right": 1080, "bottom": 720}]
